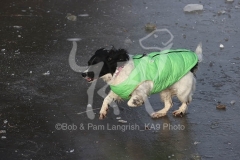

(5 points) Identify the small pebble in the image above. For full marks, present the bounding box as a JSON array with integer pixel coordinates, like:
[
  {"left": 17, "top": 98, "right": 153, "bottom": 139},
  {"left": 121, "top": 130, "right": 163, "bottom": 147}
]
[
  {"left": 13, "top": 26, "right": 22, "bottom": 29},
  {"left": 145, "top": 23, "right": 156, "bottom": 32},
  {"left": 216, "top": 104, "right": 226, "bottom": 110},
  {"left": 220, "top": 44, "right": 224, "bottom": 49},
  {"left": 194, "top": 141, "right": 200, "bottom": 145},
  {"left": 118, "top": 120, "right": 127, "bottom": 123},
  {"left": 183, "top": 4, "right": 203, "bottom": 12},
  {"left": 66, "top": 13, "right": 77, "bottom": 21},
  {"left": 116, "top": 117, "right": 121, "bottom": 120},
  {"left": 230, "top": 100, "right": 235, "bottom": 105},
  {"left": 3, "top": 119, "right": 8, "bottom": 124},
  {"left": 78, "top": 14, "right": 89, "bottom": 17},
  {"left": 0, "top": 130, "right": 6, "bottom": 134},
  {"left": 43, "top": 71, "right": 50, "bottom": 76},
  {"left": 67, "top": 38, "right": 81, "bottom": 41},
  {"left": 218, "top": 10, "right": 226, "bottom": 15}
]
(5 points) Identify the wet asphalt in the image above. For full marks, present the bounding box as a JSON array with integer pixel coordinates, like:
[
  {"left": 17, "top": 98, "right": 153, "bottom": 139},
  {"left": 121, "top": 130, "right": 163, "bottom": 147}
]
[{"left": 0, "top": 0, "right": 240, "bottom": 160}]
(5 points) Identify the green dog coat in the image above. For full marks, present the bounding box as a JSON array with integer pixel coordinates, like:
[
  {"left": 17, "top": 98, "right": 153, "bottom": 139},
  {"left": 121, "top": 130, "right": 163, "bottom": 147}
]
[{"left": 110, "top": 49, "right": 198, "bottom": 100}]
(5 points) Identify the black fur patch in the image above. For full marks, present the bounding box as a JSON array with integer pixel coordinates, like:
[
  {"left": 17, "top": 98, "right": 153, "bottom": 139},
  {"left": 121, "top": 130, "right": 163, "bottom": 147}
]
[{"left": 83, "top": 47, "right": 129, "bottom": 81}]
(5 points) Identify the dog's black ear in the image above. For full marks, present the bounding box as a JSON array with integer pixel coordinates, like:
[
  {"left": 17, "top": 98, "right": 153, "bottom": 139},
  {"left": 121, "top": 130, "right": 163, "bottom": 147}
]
[
  {"left": 95, "top": 48, "right": 109, "bottom": 55},
  {"left": 117, "top": 49, "right": 129, "bottom": 61},
  {"left": 107, "top": 48, "right": 129, "bottom": 62},
  {"left": 106, "top": 46, "right": 116, "bottom": 61}
]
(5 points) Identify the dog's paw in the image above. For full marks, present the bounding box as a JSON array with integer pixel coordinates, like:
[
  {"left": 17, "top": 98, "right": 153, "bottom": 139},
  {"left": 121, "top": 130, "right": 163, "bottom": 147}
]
[
  {"left": 127, "top": 98, "right": 144, "bottom": 107},
  {"left": 151, "top": 112, "right": 167, "bottom": 118},
  {"left": 99, "top": 110, "right": 107, "bottom": 120},
  {"left": 172, "top": 110, "right": 185, "bottom": 117}
]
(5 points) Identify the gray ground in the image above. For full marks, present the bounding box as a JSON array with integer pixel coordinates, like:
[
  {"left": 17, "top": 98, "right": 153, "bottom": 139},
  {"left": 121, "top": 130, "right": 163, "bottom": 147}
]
[{"left": 0, "top": 0, "right": 240, "bottom": 159}]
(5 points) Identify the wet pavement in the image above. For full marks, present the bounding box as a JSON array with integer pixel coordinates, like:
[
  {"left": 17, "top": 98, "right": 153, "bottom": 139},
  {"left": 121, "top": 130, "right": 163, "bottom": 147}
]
[{"left": 0, "top": 0, "right": 240, "bottom": 159}]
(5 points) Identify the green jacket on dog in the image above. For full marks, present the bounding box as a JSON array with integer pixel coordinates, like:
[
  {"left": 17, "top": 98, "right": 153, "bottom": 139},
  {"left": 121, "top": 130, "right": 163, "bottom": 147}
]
[{"left": 110, "top": 50, "right": 198, "bottom": 100}]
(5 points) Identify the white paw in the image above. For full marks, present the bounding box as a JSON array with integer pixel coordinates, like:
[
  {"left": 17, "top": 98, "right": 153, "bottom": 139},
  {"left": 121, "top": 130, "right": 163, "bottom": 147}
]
[
  {"left": 151, "top": 112, "right": 167, "bottom": 118},
  {"left": 99, "top": 110, "right": 107, "bottom": 119},
  {"left": 172, "top": 109, "right": 185, "bottom": 117}
]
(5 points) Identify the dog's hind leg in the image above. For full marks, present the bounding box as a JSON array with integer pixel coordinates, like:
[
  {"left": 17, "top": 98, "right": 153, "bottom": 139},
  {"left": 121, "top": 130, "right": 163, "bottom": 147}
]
[
  {"left": 151, "top": 89, "right": 173, "bottom": 118},
  {"left": 128, "top": 94, "right": 145, "bottom": 107},
  {"left": 172, "top": 72, "right": 196, "bottom": 117},
  {"left": 173, "top": 102, "right": 188, "bottom": 117},
  {"left": 127, "top": 81, "right": 153, "bottom": 107}
]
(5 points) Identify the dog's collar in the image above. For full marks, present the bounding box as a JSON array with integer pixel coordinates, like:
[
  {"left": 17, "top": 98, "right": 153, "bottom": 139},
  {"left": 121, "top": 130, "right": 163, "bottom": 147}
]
[{"left": 114, "top": 66, "right": 124, "bottom": 77}]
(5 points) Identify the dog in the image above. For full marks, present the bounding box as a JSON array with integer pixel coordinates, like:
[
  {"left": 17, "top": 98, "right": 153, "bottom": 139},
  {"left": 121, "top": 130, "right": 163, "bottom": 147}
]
[{"left": 82, "top": 43, "right": 202, "bottom": 119}]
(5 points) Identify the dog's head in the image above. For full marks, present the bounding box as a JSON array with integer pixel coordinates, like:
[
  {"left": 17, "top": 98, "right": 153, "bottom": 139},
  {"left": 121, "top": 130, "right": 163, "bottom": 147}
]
[{"left": 82, "top": 47, "right": 129, "bottom": 83}]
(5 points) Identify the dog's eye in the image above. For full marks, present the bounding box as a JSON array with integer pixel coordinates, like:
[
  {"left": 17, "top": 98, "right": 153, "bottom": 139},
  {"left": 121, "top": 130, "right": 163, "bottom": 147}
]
[{"left": 108, "top": 57, "right": 112, "bottom": 61}]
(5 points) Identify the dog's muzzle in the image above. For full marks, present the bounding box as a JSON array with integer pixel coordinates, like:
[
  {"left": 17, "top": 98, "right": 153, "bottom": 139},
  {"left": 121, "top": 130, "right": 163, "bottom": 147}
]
[
  {"left": 81, "top": 72, "right": 87, "bottom": 78},
  {"left": 81, "top": 72, "right": 95, "bottom": 82}
]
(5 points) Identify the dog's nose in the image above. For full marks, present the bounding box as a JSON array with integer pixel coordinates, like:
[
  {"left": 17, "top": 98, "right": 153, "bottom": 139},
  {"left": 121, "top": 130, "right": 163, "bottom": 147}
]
[{"left": 81, "top": 72, "right": 87, "bottom": 77}]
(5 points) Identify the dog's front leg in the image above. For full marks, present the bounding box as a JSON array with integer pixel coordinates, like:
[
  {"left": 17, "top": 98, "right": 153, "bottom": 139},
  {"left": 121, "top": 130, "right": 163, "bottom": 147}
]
[{"left": 99, "top": 91, "right": 120, "bottom": 119}]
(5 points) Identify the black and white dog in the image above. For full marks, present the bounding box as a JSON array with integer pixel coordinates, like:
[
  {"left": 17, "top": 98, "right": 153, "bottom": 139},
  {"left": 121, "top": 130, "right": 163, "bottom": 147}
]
[{"left": 82, "top": 43, "right": 202, "bottom": 119}]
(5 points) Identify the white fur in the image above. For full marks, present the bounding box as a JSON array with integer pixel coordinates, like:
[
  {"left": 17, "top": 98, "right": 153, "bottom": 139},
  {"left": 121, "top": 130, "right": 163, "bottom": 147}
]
[{"left": 99, "top": 43, "right": 202, "bottom": 119}]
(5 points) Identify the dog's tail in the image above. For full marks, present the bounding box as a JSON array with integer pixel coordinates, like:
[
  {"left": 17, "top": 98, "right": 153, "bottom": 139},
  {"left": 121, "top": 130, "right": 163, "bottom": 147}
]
[
  {"left": 195, "top": 42, "right": 203, "bottom": 62},
  {"left": 191, "top": 42, "right": 202, "bottom": 75}
]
